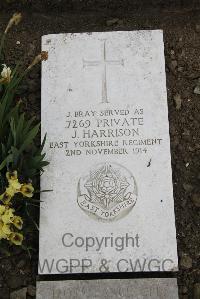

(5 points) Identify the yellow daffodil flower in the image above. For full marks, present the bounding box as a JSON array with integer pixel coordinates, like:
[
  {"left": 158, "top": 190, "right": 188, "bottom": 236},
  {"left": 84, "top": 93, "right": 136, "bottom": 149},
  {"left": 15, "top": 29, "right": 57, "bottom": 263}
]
[
  {"left": 12, "top": 216, "right": 23, "bottom": 230},
  {"left": 0, "top": 64, "right": 12, "bottom": 83},
  {"left": 6, "top": 171, "right": 21, "bottom": 191},
  {"left": 0, "top": 171, "right": 35, "bottom": 208},
  {"left": 0, "top": 219, "right": 11, "bottom": 240},
  {"left": 20, "top": 183, "right": 34, "bottom": 198},
  {"left": 0, "top": 202, "right": 24, "bottom": 245},
  {"left": 5, "top": 186, "right": 15, "bottom": 198},
  {"left": 0, "top": 191, "right": 12, "bottom": 205},
  {"left": 6, "top": 170, "right": 17, "bottom": 181},
  {"left": 2, "top": 223, "right": 11, "bottom": 235},
  {"left": 9, "top": 232, "right": 23, "bottom": 246},
  {"left": 0, "top": 221, "right": 8, "bottom": 239},
  {"left": 0, "top": 205, "right": 6, "bottom": 215},
  {"left": 0, "top": 171, "right": 22, "bottom": 204},
  {"left": 1, "top": 208, "right": 14, "bottom": 224}
]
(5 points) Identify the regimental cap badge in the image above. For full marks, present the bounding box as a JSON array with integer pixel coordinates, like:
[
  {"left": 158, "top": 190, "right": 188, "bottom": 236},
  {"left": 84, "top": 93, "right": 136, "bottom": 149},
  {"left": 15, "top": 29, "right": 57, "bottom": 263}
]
[{"left": 77, "top": 163, "right": 137, "bottom": 221}]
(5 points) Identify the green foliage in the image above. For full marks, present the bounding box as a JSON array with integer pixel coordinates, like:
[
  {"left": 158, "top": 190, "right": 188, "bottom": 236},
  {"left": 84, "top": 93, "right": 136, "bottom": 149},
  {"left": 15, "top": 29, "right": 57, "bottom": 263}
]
[
  {"left": 0, "top": 13, "right": 49, "bottom": 254},
  {"left": 0, "top": 29, "right": 48, "bottom": 185},
  {"left": 0, "top": 67, "right": 48, "bottom": 183}
]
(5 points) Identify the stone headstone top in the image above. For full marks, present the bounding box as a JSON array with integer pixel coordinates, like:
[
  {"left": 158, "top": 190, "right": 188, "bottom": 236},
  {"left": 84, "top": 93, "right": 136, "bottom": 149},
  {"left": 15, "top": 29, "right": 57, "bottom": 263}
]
[
  {"left": 39, "top": 30, "right": 178, "bottom": 274},
  {"left": 36, "top": 278, "right": 179, "bottom": 299}
]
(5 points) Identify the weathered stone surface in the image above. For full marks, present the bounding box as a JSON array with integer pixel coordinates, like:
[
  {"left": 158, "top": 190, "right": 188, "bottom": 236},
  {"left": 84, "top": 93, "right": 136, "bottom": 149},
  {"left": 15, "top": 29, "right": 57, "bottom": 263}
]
[
  {"left": 36, "top": 278, "right": 179, "bottom": 299},
  {"left": 193, "top": 283, "right": 200, "bottom": 299},
  {"left": 27, "top": 285, "right": 36, "bottom": 297},
  {"left": 39, "top": 30, "right": 178, "bottom": 274},
  {"left": 10, "top": 287, "right": 27, "bottom": 299}
]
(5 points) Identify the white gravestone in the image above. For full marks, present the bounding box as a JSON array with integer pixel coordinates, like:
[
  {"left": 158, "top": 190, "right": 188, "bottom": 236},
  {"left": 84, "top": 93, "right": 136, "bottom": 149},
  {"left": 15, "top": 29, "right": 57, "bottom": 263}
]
[
  {"left": 36, "top": 278, "right": 179, "bottom": 299},
  {"left": 39, "top": 31, "right": 178, "bottom": 274}
]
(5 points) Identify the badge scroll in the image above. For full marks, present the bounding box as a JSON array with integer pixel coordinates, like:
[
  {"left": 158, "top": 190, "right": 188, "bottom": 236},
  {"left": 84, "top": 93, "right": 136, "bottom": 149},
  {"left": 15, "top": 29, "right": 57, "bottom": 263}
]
[{"left": 77, "top": 163, "right": 137, "bottom": 221}]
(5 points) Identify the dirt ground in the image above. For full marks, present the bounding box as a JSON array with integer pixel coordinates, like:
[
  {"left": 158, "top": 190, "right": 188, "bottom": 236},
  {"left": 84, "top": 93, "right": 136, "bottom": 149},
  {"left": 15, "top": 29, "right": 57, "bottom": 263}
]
[{"left": 0, "top": 4, "right": 200, "bottom": 299}]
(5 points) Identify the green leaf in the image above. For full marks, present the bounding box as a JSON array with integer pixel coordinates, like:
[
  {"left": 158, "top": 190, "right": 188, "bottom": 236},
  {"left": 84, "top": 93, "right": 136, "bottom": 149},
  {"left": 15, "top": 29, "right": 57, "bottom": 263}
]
[
  {"left": 41, "top": 133, "right": 47, "bottom": 152},
  {"left": 22, "top": 117, "right": 35, "bottom": 136},
  {"left": 10, "top": 118, "right": 17, "bottom": 147},
  {"left": 16, "top": 113, "right": 25, "bottom": 145},
  {"left": 18, "top": 123, "right": 40, "bottom": 155},
  {"left": 0, "top": 154, "right": 13, "bottom": 171}
]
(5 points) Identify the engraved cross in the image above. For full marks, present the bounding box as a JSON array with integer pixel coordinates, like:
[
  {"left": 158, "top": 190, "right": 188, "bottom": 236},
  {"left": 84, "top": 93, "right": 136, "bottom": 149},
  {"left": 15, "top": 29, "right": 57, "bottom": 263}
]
[{"left": 83, "top": 40, "right": 124, "bottom": 103}]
